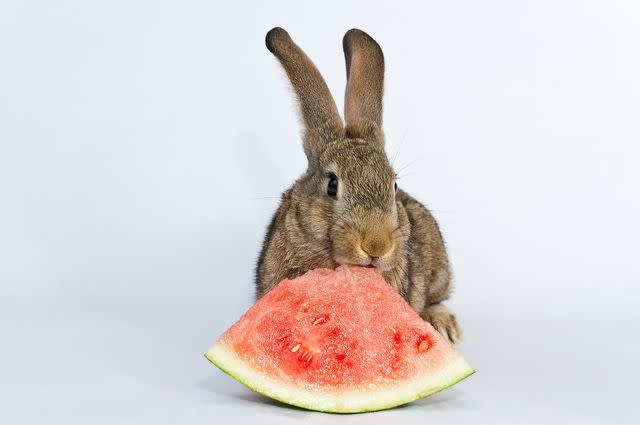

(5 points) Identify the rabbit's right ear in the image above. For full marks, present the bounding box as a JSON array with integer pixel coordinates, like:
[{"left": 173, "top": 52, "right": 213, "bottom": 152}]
[
  {"left": 343, "top": 29, "right": 385, "bottom": 142},
  {"left": 266, "top": 28, "right": 343, "bottom": 160}
]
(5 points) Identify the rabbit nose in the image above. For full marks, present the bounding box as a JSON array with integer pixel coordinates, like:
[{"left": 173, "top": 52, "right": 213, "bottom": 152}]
[{"left": 361, "top": 236, "right": 392, "bottom": 259}]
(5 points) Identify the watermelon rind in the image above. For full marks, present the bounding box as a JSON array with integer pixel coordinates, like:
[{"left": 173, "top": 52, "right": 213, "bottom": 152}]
[{"left": 205, "top": 343, "right": 474, "bottom": 413}]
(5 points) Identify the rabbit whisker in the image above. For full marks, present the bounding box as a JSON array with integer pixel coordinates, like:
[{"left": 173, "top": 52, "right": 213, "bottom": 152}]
[
  {"left": 390, "top": 125, "right": 411, "bottom": 167},
  {"left": 249, "top": 196, "right": 282, "bottom": 200}
]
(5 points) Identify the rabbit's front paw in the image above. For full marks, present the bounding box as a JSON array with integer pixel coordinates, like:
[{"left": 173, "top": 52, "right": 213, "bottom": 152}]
[{"left": 422, "top": 303, "right": 463, "bottom": 344}]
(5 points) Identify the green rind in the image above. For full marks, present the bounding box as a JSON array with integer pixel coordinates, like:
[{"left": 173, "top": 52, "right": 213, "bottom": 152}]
[{"left": 204, "top": 348, "right": 475, "bottom": 413}]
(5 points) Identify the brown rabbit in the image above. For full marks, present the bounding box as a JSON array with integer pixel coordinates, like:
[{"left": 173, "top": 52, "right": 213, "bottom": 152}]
[{"left": 255, "top": 27, "right": 462, "bottom": 344}]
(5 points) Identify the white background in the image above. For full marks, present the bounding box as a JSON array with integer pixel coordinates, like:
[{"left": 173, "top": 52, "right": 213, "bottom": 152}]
[{"left": 1, "top": 1, "right": 639, "bottom": 424}]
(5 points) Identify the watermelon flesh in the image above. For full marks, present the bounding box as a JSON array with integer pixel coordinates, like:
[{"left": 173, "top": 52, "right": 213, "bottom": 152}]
[{"left": 205, "top": 265, "right": 474, "bottom": 413}]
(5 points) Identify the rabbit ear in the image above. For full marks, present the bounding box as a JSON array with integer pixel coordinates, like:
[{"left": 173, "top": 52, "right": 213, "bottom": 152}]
[
  {"left": 343, "top": 29, "right": 385, "bottom": 141},
  {"left": 266, "top": 28, "right": 343, "bottom": 152}
]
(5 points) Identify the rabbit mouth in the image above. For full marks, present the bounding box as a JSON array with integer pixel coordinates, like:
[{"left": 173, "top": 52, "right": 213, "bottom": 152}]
[
  {"left": 370, "top": 257, "right": 394, "bottom": 272},
  {"left": 333, "top": 254, "right": 393, "bottom": 272},
  {"left": 333, "top": 253, "right": 371, "bottom": 267}
]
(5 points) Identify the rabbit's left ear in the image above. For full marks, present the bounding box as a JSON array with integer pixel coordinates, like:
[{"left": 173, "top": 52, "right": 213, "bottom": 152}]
[{"left": 343, "top": 29, "right": 385, "bottom": 142}]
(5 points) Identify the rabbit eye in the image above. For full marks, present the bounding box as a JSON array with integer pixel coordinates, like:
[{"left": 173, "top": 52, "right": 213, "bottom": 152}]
[
  {"left": 327, "top": 176, "right": 338, "bottom": 199},
  {"left": 394, "top": 182, "right": 398, "bottom": 192}
]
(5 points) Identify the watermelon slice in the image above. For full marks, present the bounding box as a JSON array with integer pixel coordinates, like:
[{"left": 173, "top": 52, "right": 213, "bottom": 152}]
[{"left": 205, "top": 265, "right": 474, "bottom": 413}]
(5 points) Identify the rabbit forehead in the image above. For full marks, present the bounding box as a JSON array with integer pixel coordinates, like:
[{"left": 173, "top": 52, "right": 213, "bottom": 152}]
[
  {"left": 319, "top": 139, "right": 396, "bottom": 204},
  {"left": 320, "top": 139, "right": 394, "bottom": 176}
]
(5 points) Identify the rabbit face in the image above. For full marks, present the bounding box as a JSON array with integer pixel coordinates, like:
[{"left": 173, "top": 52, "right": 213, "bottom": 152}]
[{"left": 318, "top": 140, "right": 409, "bottom": 271}]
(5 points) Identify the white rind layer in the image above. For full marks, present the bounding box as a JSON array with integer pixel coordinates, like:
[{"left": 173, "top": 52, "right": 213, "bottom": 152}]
[{"left": 205, "top": 343, "right": 474, "bottom": 413}]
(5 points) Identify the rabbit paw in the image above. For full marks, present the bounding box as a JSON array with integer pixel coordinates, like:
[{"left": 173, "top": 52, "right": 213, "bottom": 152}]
[{"left": 422, "top": 303, "right": 463, "bottom": 344}]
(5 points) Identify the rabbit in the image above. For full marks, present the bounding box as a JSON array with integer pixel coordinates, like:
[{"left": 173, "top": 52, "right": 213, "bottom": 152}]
[{"left": 254, "top": 27, "right": 462, "bottom": 344}]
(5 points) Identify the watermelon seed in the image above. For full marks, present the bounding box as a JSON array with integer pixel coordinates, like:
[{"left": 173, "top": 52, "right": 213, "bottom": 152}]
[
  {"left": 291, "top": 344, "right": 301, "bottom": 352},
  {"left": 418, "top": 339, "right": 430, "bottom": 352},
  {"left": 312, "top": 316, "right": 327, "bottom": 325}
]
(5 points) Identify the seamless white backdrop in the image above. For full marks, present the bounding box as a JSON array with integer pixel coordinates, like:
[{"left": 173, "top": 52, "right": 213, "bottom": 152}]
[{"left": 1, "top": 1, "right": 639, "bottom": 424}]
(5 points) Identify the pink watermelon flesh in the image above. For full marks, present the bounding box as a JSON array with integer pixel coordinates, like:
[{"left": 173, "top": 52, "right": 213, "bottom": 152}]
[{"left": 205, "top": 265, "right": 474, "bottom": 413}]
